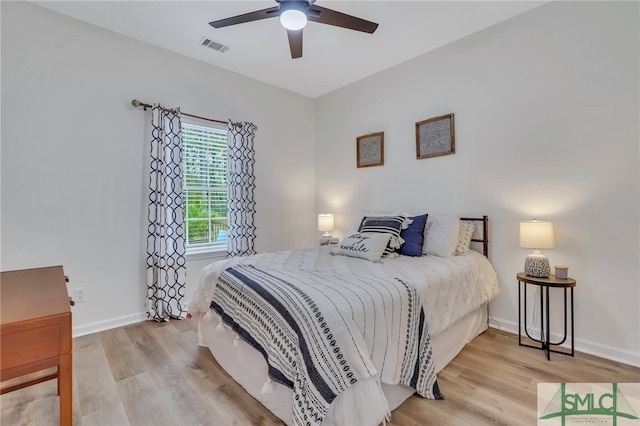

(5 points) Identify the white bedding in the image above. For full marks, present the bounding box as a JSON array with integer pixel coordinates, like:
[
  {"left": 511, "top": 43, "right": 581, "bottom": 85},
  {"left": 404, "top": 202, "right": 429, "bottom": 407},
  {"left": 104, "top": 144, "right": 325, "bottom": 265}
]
[
  {"left": 198, "top": 305, "right": 487, "bottom": 426},
  {"left": 189, "top": 247, "right": 500, "bottom": 425},
  {"left": 191, "top": 247, "right": 499, "bottom": 336}
]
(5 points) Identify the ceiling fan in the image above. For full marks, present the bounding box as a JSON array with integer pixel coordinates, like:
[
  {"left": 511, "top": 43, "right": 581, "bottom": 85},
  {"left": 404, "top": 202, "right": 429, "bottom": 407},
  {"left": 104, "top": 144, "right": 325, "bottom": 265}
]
[{"left": 209, "top": 0, "right": 379, "bottom": 59}]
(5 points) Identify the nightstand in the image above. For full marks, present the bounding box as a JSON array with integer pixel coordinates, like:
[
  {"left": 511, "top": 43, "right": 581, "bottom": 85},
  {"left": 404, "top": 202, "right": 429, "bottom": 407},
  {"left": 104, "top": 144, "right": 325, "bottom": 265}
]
[
  {"left": 320, "top": 237, "right": 339, "bottom": 247},
  {"left": 517, "top": 272, "right": 576, "bottom": 360}
]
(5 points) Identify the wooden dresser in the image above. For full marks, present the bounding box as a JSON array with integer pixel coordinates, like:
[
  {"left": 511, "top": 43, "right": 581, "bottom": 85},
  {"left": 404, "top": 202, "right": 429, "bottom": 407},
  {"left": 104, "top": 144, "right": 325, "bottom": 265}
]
[{"left": 1, "top": 265, "right": 72, "bottom": 426}]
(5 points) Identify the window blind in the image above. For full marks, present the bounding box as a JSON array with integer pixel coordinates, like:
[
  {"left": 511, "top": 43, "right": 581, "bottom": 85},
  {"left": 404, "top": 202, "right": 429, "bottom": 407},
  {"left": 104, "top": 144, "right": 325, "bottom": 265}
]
[{"left": 182, "top": 122, "right": 228, "bottom": 247}]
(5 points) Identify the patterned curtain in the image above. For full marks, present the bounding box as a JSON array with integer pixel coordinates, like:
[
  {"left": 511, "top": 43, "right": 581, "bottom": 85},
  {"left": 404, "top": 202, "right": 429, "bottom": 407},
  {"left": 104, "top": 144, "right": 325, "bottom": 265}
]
[
  {"left": 146, "top": 104, "right": 187, "bottom": 321},
  {"left": 227, "top": 121, "right": 257, "bottom": 257}
]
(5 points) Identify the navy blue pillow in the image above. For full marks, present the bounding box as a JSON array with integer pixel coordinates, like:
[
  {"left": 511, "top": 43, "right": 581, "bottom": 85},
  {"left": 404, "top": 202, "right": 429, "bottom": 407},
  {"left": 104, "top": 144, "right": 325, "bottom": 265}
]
[{"left": 400, "top": 214, "right": 428, "bottom": 257}]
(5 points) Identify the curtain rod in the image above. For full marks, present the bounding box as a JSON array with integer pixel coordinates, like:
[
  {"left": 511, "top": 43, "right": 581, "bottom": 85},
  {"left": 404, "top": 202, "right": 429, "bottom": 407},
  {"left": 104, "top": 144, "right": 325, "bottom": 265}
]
[{"left": 131, "top": 99, "right": 238, "bottom": 127}]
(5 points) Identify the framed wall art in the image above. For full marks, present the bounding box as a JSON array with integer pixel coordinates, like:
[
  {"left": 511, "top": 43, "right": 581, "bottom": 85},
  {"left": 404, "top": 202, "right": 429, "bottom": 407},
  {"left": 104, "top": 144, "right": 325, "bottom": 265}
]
[
  {"left": 415, "top": 113, "right": 455, "bottom": 159},
  {"left": 356, "top": 132, "right": 384, "bottom": 168}
]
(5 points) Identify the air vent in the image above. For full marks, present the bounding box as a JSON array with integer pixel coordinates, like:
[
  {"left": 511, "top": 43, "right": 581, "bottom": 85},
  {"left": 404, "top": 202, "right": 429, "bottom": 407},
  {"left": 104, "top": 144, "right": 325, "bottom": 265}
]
[{"left": 200, "top": 37, "right": 230, "bottom": 53}]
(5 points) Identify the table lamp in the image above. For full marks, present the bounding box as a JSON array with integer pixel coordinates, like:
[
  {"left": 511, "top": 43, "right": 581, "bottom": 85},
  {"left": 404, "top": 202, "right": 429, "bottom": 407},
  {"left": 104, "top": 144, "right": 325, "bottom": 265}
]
[
  {"left": 519, "top": 219, "right": 555, "bottom": 277},
  {"left": 318, "top": 214, "right": 334, "bottom": 238}
]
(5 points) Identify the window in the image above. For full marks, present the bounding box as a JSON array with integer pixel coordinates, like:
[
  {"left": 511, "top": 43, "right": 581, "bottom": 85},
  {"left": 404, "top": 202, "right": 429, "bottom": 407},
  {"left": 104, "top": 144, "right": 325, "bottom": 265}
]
[{"left": 182, "top": 121, "right": 227, "bottom": 252}]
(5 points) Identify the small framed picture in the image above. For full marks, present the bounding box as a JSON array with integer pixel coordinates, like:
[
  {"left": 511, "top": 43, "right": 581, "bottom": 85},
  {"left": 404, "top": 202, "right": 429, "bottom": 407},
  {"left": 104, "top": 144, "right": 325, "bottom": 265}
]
[
  {"left": 416, "top": 113, "right": 455, "bottom": 159},
  {"left": 356, "top": 132, "right": 384, "bottom": 168}
]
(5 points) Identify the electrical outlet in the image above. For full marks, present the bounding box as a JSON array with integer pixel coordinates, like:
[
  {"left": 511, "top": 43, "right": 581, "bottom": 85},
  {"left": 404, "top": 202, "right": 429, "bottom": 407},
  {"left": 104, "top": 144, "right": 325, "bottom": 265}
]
[{"left": 74, "top": 287, "right": 86, "bottom": 303}]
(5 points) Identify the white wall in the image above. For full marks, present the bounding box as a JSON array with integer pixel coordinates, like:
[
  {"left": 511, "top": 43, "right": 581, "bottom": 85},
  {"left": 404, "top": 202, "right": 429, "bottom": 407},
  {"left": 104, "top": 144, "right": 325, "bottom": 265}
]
[
  {"left": 315, "top": 1, "right": 639, "bottom": 366},
  {"left": 1, "top": 2, "right": 316, "bottom": 335},
  {"left": 3, "top": 1, "right": 638, "bottom": 367}
]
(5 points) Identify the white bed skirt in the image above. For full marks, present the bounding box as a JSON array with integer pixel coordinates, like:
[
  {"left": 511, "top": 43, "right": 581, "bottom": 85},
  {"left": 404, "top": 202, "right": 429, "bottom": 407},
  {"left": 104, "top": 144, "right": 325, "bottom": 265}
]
[{"left": 198, "top": 304, "right": 488, "bottom": 425}]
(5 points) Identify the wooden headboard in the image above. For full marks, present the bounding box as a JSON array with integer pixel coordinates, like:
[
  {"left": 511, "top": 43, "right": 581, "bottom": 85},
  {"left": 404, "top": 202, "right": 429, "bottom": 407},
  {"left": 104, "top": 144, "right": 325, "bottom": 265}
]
[{"left": 460, "top": 215, "right": 489, "bottom": 258}]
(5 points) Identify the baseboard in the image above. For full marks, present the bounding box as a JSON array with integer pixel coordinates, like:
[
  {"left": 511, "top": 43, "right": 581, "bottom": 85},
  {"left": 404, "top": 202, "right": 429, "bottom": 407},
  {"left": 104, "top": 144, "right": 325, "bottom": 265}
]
[
  {"left": 71, "top": 312, "right": 639, "bottom": 368},
  {"left": 490, "top": 316, "right": 640, "bottom": 368},
  {"left": 72, "top": 312, "right": 147, "bottom": 338}
]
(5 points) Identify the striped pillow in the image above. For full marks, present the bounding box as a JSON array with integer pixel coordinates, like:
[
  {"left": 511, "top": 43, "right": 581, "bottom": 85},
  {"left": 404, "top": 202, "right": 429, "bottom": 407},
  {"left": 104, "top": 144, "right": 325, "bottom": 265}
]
[{"left": 359, "top": 215, "right": 406, "bottom": 256}]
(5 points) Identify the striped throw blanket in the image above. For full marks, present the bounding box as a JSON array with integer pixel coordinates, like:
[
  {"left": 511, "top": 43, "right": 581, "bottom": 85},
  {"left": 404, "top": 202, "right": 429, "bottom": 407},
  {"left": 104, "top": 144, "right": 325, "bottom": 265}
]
[{"left": 210, "top": 264, "right": 443, "bottom": 426}]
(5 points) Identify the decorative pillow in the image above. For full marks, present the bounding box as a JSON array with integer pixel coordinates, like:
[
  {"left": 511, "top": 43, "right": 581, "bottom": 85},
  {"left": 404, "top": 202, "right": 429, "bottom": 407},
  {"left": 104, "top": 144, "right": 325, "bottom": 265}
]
[
  {"left": 454, "top": 220, "right": 476, "bottom": 256},
  {"left": 358, "top": 215, "right": 406, "bottom": 256},
  {"left": 400, "top": 214, "right": 428, "bottom": 257},
  {"left": 424, "top": 215, "right": 460, "bottom": 257},
  {"left": 330, "top": 232, "right": 392, "bottom": 263},
  {"left": 349, "top": 210, "right": 411, "bottom": 235}
]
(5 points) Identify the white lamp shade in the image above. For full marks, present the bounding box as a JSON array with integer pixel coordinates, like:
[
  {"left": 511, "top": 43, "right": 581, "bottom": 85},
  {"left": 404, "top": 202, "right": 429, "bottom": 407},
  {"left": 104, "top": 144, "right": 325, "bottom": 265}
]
[
  {"left": 318, "top": 214, "right": 334, "bottom": 232},
  {"left": 519, "top": 220, "right": 555, "bottom": 249},
  {"left": 280, "top": 8, "right": 307, "bottom": 30}
]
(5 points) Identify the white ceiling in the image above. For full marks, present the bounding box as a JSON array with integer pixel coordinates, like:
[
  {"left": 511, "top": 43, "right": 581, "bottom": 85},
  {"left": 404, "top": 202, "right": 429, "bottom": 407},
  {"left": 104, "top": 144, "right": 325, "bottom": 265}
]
[{"left": 33, "top": 1, "right": 547, "bottom": 98}]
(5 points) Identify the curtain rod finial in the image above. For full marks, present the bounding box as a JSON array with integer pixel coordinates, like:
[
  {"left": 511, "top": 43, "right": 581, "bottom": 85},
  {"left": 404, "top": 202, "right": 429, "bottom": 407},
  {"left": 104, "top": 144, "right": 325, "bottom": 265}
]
[{"left": 131, "top": 99, "right": 141, "bottom": 107}]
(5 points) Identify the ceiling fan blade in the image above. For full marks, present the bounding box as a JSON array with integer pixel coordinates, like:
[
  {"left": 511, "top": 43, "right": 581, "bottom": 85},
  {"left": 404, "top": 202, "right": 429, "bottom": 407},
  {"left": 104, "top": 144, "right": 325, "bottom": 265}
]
[
  {"left": 209, "top": 6, "right": 279, "bottom": 29},
  {"left": 308, "top": 5, "right": 378, "bottom": 34},
  {"left": 287, "top": 29, "right": 303, "bottom": 59}
]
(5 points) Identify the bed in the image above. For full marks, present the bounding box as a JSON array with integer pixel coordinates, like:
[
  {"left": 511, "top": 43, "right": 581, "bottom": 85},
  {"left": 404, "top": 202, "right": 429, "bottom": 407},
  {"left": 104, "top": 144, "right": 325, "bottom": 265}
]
[{"left": 189, "top": 214, "right": 500, "bottom": 426}]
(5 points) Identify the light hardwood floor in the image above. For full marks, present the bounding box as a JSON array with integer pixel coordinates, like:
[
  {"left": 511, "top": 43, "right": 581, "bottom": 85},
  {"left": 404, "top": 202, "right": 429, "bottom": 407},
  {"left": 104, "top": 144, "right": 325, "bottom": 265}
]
[{"left": 2, "top": 320, "right": 638, "bottom": 425}]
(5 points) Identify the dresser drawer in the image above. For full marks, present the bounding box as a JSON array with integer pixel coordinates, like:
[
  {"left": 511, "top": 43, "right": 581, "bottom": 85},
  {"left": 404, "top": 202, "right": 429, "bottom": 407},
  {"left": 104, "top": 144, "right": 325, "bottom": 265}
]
[{"left": 1, "top": 324, "right": 61, "bottom": 370}]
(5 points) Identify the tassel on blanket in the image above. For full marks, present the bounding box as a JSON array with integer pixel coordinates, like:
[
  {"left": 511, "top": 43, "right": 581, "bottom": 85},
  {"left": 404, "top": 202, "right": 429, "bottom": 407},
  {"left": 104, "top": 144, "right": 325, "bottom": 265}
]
[
  {"left": 203, "top": 311, "right": 215, "bottom": 322},
  {"left": 375, "top": 378, "right": 392, "bottom": 425},
  {"left": 233, "top": 334, "right": 241, "bottom": 348},
  {"left": 261, "top": 378, "right": 274, "bottom": 395},
  {"left": 215, "top": 321, "right": 226, "bottom": 334}
]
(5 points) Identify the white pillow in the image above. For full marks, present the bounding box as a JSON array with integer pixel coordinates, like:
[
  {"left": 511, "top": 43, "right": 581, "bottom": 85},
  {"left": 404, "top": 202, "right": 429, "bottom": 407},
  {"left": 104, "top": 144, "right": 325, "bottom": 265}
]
[
  {"left": 331, "top": 232, "right": 392, "bottom": 263},
  {"left": 423, "top": 215, "right": 460, "bottom": 257},
  {"left": 455, "top": 220, "right": 476, "bottom": 256}
]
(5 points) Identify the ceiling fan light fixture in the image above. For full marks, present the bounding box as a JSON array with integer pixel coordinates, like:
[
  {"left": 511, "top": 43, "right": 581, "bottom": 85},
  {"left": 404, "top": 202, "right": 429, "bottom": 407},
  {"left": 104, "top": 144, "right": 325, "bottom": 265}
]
[
  {"left": 280, "top": 3, "right": 307, "bottom": 31},
  {"left": 208, "top": 0, "right": 379, "bottom": 59}
]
